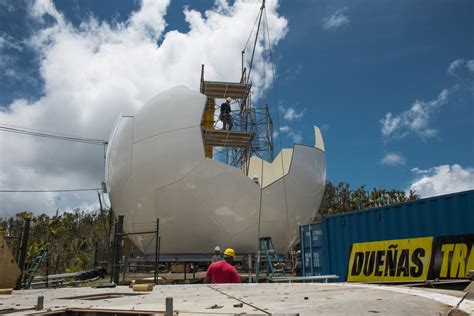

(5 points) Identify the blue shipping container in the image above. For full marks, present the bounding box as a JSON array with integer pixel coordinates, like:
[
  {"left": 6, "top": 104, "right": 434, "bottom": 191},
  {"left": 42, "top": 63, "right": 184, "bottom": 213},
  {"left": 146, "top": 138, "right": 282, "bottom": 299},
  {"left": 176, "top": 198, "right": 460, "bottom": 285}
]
[{"left": 300, "top": 190, "right": 474, "bottom": 281}]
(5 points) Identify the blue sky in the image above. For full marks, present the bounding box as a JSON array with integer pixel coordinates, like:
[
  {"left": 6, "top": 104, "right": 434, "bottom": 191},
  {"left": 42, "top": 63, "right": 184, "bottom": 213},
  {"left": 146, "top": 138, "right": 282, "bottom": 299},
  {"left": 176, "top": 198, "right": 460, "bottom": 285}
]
[{"left": 0, "top": 0, "right": 473, "bottom": 215}]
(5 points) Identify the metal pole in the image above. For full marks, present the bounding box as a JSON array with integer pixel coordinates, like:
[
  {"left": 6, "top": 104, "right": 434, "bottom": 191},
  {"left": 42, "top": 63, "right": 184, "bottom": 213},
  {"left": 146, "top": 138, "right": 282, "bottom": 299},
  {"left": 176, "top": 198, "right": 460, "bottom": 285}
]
[
  {"left": 165, "top": 297, "right": 173, "bottom": 316},
  {"left": 158, "top": 236, "right": 161, "bottom": 266},
  {"left": 16, "top": 217, "right": 31, "bottom": 290},
  {"left": 92, "top": 242, "right": 98, "bottom": 269},
  {"left": 248, "top": 253, "right": 252, "bottom": 283},
  {"left": 36, "top": 296, "right": 44, "bottom": 311},
  {"left": 112, "top": 215, "right": 124, "bottom": 284},
  {"left": 45, "top": 254, "right": 49, "bottom": 288},
  {"left": 122, "top": 256, "right": 126, "bottom": 282},
  {"left": 110, "top": 219, "right": 118, "bottom": 283},
  {"left": 241, "top": 50, "right": 244, "bottom": 76},
  {"left": 184, "top": 263, "right": 187, "bottom": 281},
  {"left": 98, "top": 192, "right": 104, "bottom": 214},
  {"left": 300, "top": 226, "right": 305, "bottom": 277},
  {"left": 247, "top": 0, "right": 265, "bottom": 83},
  {"left": 308, "top": 225, "right": 314, "bottom": 278},
  {"left": 154, "top": 218, "right": 160, "bottom": 284}
]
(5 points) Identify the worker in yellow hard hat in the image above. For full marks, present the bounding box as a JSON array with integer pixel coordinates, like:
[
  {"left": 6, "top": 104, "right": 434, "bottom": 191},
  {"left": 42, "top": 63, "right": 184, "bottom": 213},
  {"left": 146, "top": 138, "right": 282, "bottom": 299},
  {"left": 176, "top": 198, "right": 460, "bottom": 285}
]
[{"left": 205, "top": 247, "right": 240, "bottom": 284}]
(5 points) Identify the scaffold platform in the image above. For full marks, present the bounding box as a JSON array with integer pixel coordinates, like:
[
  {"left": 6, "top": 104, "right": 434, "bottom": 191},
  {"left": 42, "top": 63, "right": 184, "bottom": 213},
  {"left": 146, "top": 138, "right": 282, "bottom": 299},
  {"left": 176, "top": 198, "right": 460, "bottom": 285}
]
[
  {"left": 201, "top": 81, "right": 251, "bottom": 100},
  {"left": 202, "top": 128, "right": 255, "bottom": 148}
]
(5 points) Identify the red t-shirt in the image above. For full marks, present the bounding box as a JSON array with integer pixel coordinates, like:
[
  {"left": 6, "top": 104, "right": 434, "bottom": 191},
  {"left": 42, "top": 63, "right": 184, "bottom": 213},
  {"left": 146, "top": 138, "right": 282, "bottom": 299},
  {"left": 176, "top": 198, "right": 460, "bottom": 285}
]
[{"left": 206, "top": 260, "right": 241, "bottom": 284}]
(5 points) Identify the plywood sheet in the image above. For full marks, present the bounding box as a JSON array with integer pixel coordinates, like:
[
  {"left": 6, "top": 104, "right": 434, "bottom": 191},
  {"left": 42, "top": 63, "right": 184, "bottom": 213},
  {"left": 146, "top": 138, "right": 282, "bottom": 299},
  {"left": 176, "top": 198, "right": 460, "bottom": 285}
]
[{"left": 0, "top": 235, "right": 21, "bottom": 289}]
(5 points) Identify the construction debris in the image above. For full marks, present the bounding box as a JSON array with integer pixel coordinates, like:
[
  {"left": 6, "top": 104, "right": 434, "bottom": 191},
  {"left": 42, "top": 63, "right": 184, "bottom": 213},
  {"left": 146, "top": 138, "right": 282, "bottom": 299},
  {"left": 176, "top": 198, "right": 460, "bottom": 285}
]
[{"left": 132, "top": 283, "right": 154, "bottom": 292}]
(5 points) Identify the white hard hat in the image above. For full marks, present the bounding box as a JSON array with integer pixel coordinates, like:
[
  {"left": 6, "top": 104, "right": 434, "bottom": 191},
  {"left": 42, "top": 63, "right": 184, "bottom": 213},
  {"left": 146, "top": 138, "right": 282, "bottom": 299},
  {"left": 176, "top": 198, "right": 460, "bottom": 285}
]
[
  {"left": 214, "top": 246, "right": 221, "bottom": 252},
  {"left": 226, "top": 97, "right": 232, "bottom": 102}
]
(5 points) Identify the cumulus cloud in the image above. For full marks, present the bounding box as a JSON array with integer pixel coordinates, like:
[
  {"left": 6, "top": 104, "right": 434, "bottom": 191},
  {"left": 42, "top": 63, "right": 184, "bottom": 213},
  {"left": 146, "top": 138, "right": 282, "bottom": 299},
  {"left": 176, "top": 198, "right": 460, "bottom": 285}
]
[
  {"left": 467, "top": 60, "right": 474, "bottom": 72},
  {"left": 323, "top": 7, "right": 349, "bottom": 30},
  {"left": 276, "top": 125, "right": 302, "bottom": 144},
  {"left": 0, "top": 0, "right": 288, "bottom": 217},
  {"left": 447, "top": 58, "right": 474, "bottom": 76},
  {"left": 0, "top": 33, "right": 24, "bottom": 79},
  {"left": 380, "top": 152, "right": 405, "bottom": 166},
  {"left": 380, "top": 88, "right": 449, "bottom": 139},
  {"left": 381, "top": 59, "right": 473, "bottom": 141},
  {"left": 279, "top": 105, "right": 303, "bottom": 121},
  {"left": 447, "top": 59, "right": 465, "bottom": 76},
  {"left": 409, "top": 164, "right": 474, "bottom": 198}
]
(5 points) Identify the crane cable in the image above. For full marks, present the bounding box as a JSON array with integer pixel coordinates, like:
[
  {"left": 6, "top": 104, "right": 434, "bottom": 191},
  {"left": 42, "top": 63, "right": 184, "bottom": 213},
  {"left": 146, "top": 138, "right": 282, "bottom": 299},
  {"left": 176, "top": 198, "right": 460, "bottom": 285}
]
[
  {"left": 0, "top": 124, "right": 107, "bottom": 193},
  {"left": 262, "top": 5, "right": 294, "bottom": 263},
  {"left": 246, "top": 1, "right": 265, "bottom": 84},
  {"left": 250, "top": 0, "right": 293, "bottom": 268},
  {"left": 0, "top": 124, "right": 107, "bottom": 145},
  {"left": 0, "top": 188, "right": 101, "bottom": 193}
]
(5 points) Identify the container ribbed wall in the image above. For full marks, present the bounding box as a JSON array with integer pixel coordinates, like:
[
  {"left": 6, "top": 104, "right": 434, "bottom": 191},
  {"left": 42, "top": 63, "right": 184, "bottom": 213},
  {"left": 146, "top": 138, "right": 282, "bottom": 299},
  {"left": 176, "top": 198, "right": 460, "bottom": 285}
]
[{"left": 300, "top": 190, "right": 474, "bottom": 281}]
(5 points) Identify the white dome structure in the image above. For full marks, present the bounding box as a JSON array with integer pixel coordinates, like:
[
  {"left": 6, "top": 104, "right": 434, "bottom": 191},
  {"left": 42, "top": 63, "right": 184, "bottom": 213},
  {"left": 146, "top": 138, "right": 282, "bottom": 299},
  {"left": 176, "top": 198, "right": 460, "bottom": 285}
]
[{"left": 105, "top": 86, "right": 326, "bottom": 255}]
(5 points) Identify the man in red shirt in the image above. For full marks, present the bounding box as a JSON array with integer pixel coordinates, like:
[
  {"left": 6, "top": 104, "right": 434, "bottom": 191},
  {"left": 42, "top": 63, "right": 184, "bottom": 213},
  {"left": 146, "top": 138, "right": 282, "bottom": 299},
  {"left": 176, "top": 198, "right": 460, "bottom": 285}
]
[{"left": 205, "top": 248, "right": 241, "bottom": 284}]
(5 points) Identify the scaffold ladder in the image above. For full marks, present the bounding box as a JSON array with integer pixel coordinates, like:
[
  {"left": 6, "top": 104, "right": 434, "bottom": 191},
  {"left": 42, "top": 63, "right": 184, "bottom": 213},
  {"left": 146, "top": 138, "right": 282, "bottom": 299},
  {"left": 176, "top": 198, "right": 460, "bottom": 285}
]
[
  {"left": 24, "top": 248, "right": 47, "bottom": 288},
  {"left": 255, "top": 236, "right": 286, "bottom": 282}
]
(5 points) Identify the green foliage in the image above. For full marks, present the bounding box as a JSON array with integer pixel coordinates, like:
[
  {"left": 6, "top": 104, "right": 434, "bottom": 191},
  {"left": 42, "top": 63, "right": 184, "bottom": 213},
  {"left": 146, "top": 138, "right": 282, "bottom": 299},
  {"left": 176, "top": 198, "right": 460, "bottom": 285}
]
[
  {"left": 315, "top": 181, "right": 419, "bottom": 222},
  {"left": 0, "top": 210, "right": 111, "bottom": 275}
]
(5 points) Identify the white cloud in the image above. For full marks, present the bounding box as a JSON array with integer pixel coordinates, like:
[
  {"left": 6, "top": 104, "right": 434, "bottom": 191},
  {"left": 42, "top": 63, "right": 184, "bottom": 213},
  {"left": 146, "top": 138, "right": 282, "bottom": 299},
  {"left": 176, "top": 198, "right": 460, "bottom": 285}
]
[
  {"left": 447, "top": 58, "right": 474, "bottom": 75},
  {"left": 467, "top": 60, "right": 474, "bottom": 72},
  {"left": 380, "top": 152, "right": 405, "bottom": 166},
  {"left": 381, "top": 59, "right": 473, "bottom": 141},
  {"left": 279, "top": 105, "right": 303, "bottom": 121},
  {"left": 409, "top": 164, "right": 474, "bottom": 198},
  {"left": 0, "top": 34, "right": 24, "bottom": 79},
  {"left": 380, "top": 88, "right": 449, "bottom": 139},
  {"left": 279, "top": 125, "right": 290, "bottom": 133},
  {"left": 0, "top": 0, "right": 288, "bottom": 217},
  {"left": 323, "top": 7, "right": 349, "bottom": 30},
  {"left": 447, "top": 59, "right": 464, "bottom": 76},
  {"left": 277, "top": 125, "right": 302, "bottom": 143}
]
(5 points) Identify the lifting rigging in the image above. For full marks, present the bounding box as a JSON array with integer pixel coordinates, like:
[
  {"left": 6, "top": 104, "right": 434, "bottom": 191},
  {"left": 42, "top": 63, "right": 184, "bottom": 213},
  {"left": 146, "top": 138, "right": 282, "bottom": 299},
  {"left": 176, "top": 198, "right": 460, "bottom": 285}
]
[{"left": 200, "top": 0, "right": 274, "bottom": 175}]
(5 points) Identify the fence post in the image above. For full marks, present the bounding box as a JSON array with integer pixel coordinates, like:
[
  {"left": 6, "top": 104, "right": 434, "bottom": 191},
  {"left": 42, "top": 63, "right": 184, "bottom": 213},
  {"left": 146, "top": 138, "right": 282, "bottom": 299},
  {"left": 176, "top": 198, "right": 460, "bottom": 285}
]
[
  {"left": 16, "top": 217, "right": 31, "bottom": 290},
  {"left": 112, "top": 214, "right": 124, "bottom": 284}
]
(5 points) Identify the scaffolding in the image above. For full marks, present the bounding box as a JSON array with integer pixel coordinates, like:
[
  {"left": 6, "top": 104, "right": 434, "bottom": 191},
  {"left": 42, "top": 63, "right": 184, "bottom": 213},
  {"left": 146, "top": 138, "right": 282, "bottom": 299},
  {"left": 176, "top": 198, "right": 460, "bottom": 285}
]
[{"left": 200, "top": 64, "right": 274, "bottom": 174}]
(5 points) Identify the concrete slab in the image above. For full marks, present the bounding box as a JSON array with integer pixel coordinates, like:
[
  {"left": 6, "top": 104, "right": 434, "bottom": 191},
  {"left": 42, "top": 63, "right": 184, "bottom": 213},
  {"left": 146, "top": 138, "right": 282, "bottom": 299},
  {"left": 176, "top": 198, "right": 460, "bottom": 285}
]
[{"left": 0, "top": 283, "right": 472, "bottom": 315}]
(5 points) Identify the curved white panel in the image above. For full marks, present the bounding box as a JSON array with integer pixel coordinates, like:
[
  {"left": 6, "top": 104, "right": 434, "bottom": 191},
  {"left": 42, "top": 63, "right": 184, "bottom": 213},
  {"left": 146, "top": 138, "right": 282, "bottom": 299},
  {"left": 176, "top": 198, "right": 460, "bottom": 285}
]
[
  {"left": 106, "top": 87, "right": 327, "bottom": 255},
  {"left": 314, "top": 125, "right": 325, "bottom": 152},
  {"left": 288, "top": 145, "right": 326, "bottom": 196},
  {"left": 248, "top": 149, "right": 293, "bottom": 188},
  {"left": 131, "top": 126, "right": 205, "bottom": 191},
  {"left": 152, "top": 159, "right": 260, "bottom": 254},
  {"left": 133, "top": 86, "right": 206, "bottom": 142},
  {"left": 105, "top": 115, "right": 134, "bottom": 195}
]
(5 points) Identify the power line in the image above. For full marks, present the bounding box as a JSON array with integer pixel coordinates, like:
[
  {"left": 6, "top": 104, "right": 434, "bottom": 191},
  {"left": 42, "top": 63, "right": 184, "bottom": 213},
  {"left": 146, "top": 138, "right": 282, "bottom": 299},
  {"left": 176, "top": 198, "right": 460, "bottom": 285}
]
[
  {"left": 0, "top": 124, "right": 108, "bottom": 145},
  {"left": 0, "top": 188, "right": 101, "bottom": 193}
]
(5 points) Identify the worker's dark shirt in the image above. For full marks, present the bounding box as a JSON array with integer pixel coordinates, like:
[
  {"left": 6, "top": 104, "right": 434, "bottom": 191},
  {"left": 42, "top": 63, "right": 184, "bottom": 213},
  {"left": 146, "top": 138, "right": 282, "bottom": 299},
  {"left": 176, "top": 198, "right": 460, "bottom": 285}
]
[
  {"left": 220, "top": 102, "right": 231, "bottom": 114},
  {"left": 211, "top": 254, "right": 222, "bottom": 263},
  {"left": 206, "top": 260, "right": 241, "bottom": 284}
]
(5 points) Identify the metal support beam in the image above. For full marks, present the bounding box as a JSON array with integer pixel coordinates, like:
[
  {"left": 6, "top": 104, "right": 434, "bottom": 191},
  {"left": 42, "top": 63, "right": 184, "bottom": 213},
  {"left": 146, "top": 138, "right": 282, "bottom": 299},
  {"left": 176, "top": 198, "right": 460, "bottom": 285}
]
[
  {"left": 112, "top": 214, "right": 124, "bottom": 284},
  {"left": 154, "top": 218, "right": 160, "bottom": 284},
  {"left": 15, "top": 217, "right": 31, "bottom": 290}
]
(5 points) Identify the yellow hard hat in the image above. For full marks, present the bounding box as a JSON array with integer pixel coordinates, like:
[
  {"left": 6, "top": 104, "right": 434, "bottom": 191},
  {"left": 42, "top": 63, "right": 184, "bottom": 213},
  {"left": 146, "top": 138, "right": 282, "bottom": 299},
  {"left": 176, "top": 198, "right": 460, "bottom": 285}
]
[{"left": 224, "top": 248, "right": 235, "bottom": 257}]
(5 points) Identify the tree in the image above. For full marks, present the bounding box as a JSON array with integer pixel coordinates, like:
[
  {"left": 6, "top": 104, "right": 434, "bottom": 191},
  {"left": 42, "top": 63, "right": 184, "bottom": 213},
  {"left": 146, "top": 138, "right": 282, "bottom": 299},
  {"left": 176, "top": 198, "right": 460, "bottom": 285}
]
[
  {"left": 0, "top": 210, "right": 111, "bottom": 275},
  {"left": 314, "top": 181, "right": 418, "bottom": 222}
]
